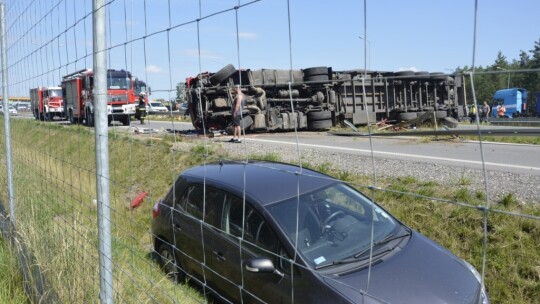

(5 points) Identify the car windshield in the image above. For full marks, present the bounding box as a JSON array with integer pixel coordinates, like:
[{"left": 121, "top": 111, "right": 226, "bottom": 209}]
[
  {"left": 267, "top": 183, "right": 399, "bottom": 268},
  {"left": 151, "top": 102, "right": 163, "bottom": 107}
]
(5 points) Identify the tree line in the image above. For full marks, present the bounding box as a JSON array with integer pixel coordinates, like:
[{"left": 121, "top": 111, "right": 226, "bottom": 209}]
[{"left": 456, "top": 37, "right": 540, "bottom": 114}]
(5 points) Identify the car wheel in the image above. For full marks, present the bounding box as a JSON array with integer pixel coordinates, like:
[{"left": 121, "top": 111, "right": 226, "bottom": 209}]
[
  {"left": 158, "top": 243, "right": 185, "bottom": 282},
  {"left": 209, "top": 64, "right": 236, "bottom": 86}
]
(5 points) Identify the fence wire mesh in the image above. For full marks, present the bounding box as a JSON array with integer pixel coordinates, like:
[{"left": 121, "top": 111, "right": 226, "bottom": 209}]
[{"left": 1, "top": 0, "right": 540, "bottom": 303}]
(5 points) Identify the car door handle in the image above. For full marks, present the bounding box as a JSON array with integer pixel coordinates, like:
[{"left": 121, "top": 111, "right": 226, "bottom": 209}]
[{"left": 212, "top": 251, "right": 226, "bottom": 262}]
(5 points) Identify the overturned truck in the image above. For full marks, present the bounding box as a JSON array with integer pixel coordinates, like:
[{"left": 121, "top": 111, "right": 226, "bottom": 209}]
[{"left": 185, "top": 64, "right": 467, "bottom": 132}]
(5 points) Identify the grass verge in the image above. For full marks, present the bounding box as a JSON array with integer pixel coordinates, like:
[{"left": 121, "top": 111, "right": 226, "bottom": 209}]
[
  {"left": 0, "top": 118, "right": 539, "bottom": 303},
  {"left": 0, "top": 236, "right": 28, "bottom": 303}
]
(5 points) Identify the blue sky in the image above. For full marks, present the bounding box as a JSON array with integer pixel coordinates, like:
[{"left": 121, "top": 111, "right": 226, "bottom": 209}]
[{"left": 5, "top": 0, "right": 540, "bottom": 100}]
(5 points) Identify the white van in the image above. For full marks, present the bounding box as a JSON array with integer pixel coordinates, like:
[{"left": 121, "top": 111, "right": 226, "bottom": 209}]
[{"left": 147, "top": 101, "right": 168, "bottom": 113}]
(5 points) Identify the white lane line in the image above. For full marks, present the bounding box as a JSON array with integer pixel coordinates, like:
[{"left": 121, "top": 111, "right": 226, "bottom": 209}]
[{"left": 246, "top": 138, "right": 540, "bottom": 172}]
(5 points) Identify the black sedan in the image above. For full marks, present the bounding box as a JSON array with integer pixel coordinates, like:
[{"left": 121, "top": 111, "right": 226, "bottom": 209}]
[{"left": 151, "top": 161, "right": 489, "bottom": 304}]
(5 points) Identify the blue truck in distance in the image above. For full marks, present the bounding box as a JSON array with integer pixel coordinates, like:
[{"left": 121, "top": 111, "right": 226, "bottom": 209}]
[
  {"left": 491, "top": 88, "right": 527, "bottom": 118},
  {"left": 536, "top": 91, "right": 540, "bottom": 117}
]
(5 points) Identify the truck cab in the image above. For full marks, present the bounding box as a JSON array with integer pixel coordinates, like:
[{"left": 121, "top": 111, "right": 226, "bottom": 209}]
[
  {"left": 491, "top": 88, "right": 527, "bottom": 118},
  {"left": 42, "top": 86, "right": 64, "bottom": 120}
]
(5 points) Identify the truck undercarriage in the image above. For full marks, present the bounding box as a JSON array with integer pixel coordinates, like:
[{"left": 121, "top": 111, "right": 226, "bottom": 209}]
[{"left": 186, "top": 64, "right": 466, "bottom": 133}]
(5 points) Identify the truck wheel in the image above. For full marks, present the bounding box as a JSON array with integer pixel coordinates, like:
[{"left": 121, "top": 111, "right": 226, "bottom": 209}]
[
  {"left": 68, "top": 110, "right": 75, "bottom": 124},
  {"left": 209, "top": 64, "right": 236, "bottom": 85},
  {"left": 308, "top": 119, "right": 332, "bottom": 130},
  {"left": 430, "top": 72, "right": 446, "bottom": 80},
  {"left": 307, "top": 111, "right": 332, "bottom": 130},
  {"left": 303, "top": 67, "right": 329, "bottom": 77},
  {"left": 86, "top": 110, "right": 94, "bottom": 127},
  {"left": 305, "top": 74, "right": 329, "bottom": 82},
  {"left": 394, "top": 71, "right": 415, "bottom": 77},
  {"left": 39, "top": 112, "right": 44, "bottom": 121},
  {"left": 414, "top": 71, "right": 430, "bottom": 80},
  {"left": 398, "top": 112, "right": 417, "bottom": 121},
  {"left": 307, "top": 111, "right": 332, "bottom": 121},
  {"left": 122, "top": 115, "right": 131, "bottom": 126}
]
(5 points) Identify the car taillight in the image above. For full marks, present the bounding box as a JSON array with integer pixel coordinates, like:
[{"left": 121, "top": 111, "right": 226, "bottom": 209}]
[{"left": 152, "top": 201, "right": 161, "bottom": 218}]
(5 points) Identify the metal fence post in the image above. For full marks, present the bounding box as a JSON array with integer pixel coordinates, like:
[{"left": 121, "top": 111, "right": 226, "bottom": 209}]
[
  {"left": 93, "top": 0, "right": 114, "bottom": 303},
  {"left": 0, "top": 1, "right": 16, "bottom": 227}
]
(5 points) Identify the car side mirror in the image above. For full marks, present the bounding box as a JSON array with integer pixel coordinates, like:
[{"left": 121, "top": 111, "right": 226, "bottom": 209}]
[
  {"left": 245, "top": 257, "right": 285, "bottom": 279},
  {"left": 245, "top": 257, "right": 275, "bottom": 273}
]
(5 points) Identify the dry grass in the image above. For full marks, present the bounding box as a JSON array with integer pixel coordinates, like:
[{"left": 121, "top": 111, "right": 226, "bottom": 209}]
[
  {"left": 0, "top": 237, "right": 28, "bottom": 303},
  {"left": 0, "top": 118, "right": 539, "bottom": 303}
]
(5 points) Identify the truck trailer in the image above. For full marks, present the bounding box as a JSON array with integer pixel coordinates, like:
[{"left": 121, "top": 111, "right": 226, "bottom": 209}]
[
  {"left": 61, "top": 69, "right": 144, "bottom": 126},
  {"left": 185, "top": 64, "right": 467, "bottom": 133},
  {"left": 30, "top": 86, "right": 64, "bottom": 121}
]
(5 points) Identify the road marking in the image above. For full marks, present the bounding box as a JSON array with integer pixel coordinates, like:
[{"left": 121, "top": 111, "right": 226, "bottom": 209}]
[{"left": 246, "top": 138, "right": 540, "bottom": 172}]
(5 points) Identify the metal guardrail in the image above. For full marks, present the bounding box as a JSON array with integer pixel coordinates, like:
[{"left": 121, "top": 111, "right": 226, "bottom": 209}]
[
  {"left": 488, "top": 117, "right": 540, "bottom": 126},
  {"left": 147, "top": 110, "right": 187, "bottom": 116},
  {"left": 329, "top": 128, "right": 540, "bottom": 137}
]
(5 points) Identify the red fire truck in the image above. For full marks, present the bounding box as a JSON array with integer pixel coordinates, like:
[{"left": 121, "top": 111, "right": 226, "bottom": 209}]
[
  {"left": 29, "top": 86, "right": 64, "bottom": 121},
  {"left": 62, "top": 69, "right": 145, "bottom": 126}
]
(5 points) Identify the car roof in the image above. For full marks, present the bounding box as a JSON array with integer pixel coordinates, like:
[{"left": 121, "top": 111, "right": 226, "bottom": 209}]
[{"left": 181, "top": 161, "right": 337, "bottom": 206}]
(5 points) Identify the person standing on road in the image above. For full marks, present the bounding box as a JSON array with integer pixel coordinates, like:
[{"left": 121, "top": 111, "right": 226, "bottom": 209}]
[
  {"left": 137, "top": 92, "right": 147, "bottom": 124},
  {"left": 481, "top": 101, "right": 490, "bottom": 123},
  {"left": 230, "top": 86, "right": 245, "bottom": 143},
  {"left": 497, "top": 103, "right": 506, "bottom": 118}
]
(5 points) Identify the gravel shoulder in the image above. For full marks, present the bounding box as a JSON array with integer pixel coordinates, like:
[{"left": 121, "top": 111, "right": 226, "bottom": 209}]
[{"left": 172, "top": 136, "right": 540, "bottom": 205}]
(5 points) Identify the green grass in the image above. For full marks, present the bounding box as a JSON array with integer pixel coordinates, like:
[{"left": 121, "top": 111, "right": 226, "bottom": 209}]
[
  {"left": 0, "top": 237, "right": 28, "bottom": 303},
  {"left": 0, "top": 118, "right": 539, "bottom": 303},
  {"left": 367, "top": 176, "right": 540, "bottom": 303}
]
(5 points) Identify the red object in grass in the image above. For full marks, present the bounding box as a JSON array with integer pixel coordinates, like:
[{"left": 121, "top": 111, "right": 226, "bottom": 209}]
[{"left": 130, "top": 191, "right": 148, "bottom": 209}]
